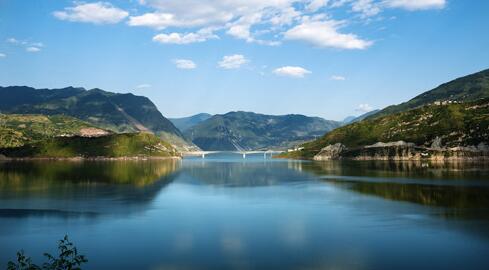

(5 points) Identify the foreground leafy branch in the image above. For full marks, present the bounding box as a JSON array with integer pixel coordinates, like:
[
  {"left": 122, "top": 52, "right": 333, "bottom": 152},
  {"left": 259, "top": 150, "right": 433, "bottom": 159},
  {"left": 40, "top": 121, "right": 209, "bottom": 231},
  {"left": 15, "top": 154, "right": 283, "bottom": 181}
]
[{"left": 7, "top": 235, "right": 87, "bottom": 270}]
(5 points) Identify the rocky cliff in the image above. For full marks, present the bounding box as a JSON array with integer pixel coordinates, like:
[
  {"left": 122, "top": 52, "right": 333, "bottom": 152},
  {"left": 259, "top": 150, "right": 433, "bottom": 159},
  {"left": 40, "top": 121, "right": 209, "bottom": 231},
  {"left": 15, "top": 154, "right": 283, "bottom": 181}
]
[{"left": 313, "top": 141, "right": 489, "bottom": 161}]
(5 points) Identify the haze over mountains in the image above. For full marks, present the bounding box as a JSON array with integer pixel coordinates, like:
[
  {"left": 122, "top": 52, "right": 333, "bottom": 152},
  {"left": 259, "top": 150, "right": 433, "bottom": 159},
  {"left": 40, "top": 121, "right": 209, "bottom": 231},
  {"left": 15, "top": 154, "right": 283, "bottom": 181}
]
[
  {"left": 181, "top": 111, "right": 341, "bottom": 151},
  {"left": 169, "top": 113, "right": 212, "bottom": 132},
  {"left": 169, "top": 110, "right": 380, "bottom": 151},
  {"left": 342, "top": 110, "right": 380, "bottom": 125}
]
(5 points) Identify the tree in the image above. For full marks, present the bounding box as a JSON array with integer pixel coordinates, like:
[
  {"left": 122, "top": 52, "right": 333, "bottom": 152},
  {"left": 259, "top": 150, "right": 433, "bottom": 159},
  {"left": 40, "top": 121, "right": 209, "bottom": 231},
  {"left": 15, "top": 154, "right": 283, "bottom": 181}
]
[{"left": 7, "top": 235, "right": 87, "bottom": 270}]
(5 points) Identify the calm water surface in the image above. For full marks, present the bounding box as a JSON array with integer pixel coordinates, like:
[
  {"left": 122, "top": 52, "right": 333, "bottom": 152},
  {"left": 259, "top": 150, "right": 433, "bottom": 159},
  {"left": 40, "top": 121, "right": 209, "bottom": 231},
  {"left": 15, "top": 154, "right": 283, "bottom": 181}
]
[{"left": 1, "top": 153, "right": 489, "bottom": 269}]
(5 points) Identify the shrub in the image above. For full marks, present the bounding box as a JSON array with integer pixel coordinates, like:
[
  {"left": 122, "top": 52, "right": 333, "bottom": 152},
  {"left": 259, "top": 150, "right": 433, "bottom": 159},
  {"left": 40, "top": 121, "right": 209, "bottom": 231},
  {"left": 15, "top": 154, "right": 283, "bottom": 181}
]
[{"left": 7, "top": 235, "right": 87, "bottom": 270}]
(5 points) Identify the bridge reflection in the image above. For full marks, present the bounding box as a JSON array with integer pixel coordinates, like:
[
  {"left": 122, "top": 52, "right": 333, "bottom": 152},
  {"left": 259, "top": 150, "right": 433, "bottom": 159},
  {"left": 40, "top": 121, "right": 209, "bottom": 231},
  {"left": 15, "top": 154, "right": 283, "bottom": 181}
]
[{"left": 183, "top": 150, "right": 283, "bottom": 159}]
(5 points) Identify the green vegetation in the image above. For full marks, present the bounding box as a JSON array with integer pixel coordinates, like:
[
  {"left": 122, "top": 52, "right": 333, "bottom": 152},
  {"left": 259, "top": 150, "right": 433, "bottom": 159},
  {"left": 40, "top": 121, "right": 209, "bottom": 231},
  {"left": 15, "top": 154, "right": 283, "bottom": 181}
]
[
  {"left": 371, "top": 68, "right": 489, "bottom": 119},
  {"left": 185, "top": 111, "right": 341, "bottom": 150},
  {"left": 7, "top": 235, "right": 87, "bottom": 270},
  {"left": 0, "top": 86, "right": 196, "bottom": 151},
  {"left": 283, "top": 98, "right": 489, "bottom": 159},
  {"left": 0, "top": 114, "right": 106, "bottom": 148},
  {"left": 0, "top": 132, "right": 180, "bottom": 158},
  {"left": 282, "top": 69, "right": 489, "bottom": 159}
]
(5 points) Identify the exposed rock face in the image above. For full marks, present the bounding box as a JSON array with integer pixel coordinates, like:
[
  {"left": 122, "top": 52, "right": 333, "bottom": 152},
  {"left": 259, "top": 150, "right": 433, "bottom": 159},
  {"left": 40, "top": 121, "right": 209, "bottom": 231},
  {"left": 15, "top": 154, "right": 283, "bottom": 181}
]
[
  {"left": 313, "top": 143, "right": 347, "bottom": 160},
  {"left": 430, "top": 137, "right": 443, "bottom": 149},
  {"left": 350, "top": 143, "right": 423, "bottom": 161},
  {"left": 365, "top": 141, "right": 415, "bottom": 148},
  {"left": 312, "top": 141, "right": 489, "bottom": 161},
  {"left": 79, "top": 128, "right": 110, "bottom": 137}
]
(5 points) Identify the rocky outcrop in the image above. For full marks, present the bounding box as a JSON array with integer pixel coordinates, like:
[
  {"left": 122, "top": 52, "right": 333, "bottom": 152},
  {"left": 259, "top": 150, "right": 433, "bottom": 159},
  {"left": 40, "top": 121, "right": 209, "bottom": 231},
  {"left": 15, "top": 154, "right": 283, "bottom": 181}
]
[
  {"left": 365, "top": 141, "right": 415, "bottom": 148},
  {"left": 313, "top": 143, "right": 347, "bottom": 160},
  {"left": 350, "top": 141, "right": 422, "bottom": 160},
  {"left": 313, "top": 141, "right": 489, "bottom": 161}
]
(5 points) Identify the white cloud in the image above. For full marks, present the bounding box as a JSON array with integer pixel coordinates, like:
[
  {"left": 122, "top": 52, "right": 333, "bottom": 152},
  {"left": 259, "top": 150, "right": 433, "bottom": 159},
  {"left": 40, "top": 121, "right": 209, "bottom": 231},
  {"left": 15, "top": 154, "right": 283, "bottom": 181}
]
[
  {"left": 6, "top": 38, "right": 42, "bottom": 47},
  {"left": 0, "top": 53, "right": 6, "bottom": 58},
  {"left": 128, "top": 12, "right": 224, "bottom": 29},
  {"left": 136, "top": 84, "right": 152, "bottom": 89},
  {"left": 218, "top": 54, "right": 249, "bottom": 69},
  {"left": 330, "top": 75, "right": 346, "bottom": 80},
  {"left": 153, "top": 28, "right": 218, "bottom": 44},
  {"left": 6, "top": 37, "right": 44, "bottom": 53},
  {"left": 153, "top": 32, "right": 205, "bottom": 44},
  {"left": 53, "top": 2, "right": 129, "bottom": 24},
  {"left": 306, "top": 0, "right": 329, "bottom": 12},
  {"left": 130, "top": 0, "right": 305, "bottom": 45},
  {"left": 52, "top": 0, "right": 446, "bottom": 48},
  {"left": 284, "top": 19, "right": 373, "bottom": 49},
  {"left": 384, "top": 0, "right": 446, "bottom": 10},
  {"left": 6, "top": 38, "right": 19, "bottom": 44},
  {"left": 356, "top": 103, "right": 373, "bottom": 112},
  {"left": 174, "top": 59, "right": 197, "bottom": 69},
  {"left": 26, "top": 47, "right": 41, "bottom": 53},
  {"left": 352, "top": 0, "right": 381, "bottom": 18},
  {"left": 273, "top": 66, "right": 311, "bottom": 78}
]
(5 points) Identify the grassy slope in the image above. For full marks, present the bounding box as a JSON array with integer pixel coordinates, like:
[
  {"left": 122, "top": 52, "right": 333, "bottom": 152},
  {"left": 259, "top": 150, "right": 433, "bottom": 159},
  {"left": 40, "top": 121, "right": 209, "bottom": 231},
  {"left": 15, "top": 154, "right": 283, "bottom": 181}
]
[
  {"left": 0, "top": 86, "right": 196, "bottom": 151},
  {"left": 283, "top": 99, "right": 489, "bottom": 159},
  {"left": 371, "top": 68, "right": 489, "bottom": 119},
  {"left": 0, "top": 114, "right": 102, "bottom": 148},
  {"left": 0, "top": 132, "right": 180, "bottom": 158}
]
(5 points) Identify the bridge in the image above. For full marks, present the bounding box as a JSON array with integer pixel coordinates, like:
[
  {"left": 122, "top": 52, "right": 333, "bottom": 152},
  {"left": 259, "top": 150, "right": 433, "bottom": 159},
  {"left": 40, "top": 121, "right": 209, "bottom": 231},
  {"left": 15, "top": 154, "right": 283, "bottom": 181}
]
[{"left": 183, "top": 150, "right": 283, "bottom": 159}]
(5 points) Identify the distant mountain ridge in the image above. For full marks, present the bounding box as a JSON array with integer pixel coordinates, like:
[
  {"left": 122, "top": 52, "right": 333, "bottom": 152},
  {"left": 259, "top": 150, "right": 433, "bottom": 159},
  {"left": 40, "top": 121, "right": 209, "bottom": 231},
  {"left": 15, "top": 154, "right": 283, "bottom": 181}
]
[
  {"left": 342, "top": 110, "right": 380, "bottom": 125},
  {"left": 0, "top": 86, "right": 197, "bottom": 151},
  {"left": 169, "top": 113, "right": 212, "bottom": 132},
  {"left": 185, "top": 111, "right": 341, "bottom": 151}
]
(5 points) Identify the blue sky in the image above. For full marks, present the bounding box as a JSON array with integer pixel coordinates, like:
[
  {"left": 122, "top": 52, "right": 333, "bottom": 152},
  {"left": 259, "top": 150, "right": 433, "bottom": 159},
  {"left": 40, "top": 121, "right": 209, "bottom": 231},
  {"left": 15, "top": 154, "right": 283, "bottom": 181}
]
[{"left": 1, "top": 0, "right": 488, "bottom": 120}]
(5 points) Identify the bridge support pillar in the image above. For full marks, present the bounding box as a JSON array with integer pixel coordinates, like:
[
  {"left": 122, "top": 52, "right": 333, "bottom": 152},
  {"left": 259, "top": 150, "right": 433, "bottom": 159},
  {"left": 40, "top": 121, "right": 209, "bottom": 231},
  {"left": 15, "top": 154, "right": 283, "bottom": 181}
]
[
  {"left": 242, "top": 153, "right": 246, "bottom": 159},
  {"left": 201, "top": 153, "right": 205, "bottom": 159}
]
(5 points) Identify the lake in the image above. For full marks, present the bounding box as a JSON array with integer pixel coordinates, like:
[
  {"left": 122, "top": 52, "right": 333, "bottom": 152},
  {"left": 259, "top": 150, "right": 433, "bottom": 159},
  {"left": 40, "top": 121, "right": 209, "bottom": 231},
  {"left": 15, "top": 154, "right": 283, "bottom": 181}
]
[{"left": 1, "top": 153, "right": 489, "bottom": 269}]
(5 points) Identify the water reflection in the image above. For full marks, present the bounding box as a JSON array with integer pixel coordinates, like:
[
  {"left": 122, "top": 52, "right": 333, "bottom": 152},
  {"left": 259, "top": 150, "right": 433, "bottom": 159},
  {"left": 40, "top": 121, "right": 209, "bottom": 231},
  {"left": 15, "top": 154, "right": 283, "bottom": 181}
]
[
  {"left": 1, "top": 157, "right": 489, "bottom": 269},
  {"left": 0, "top": 160, "right": 181, "bottom": 217},
  {"left": 181, "top": 159, "right": 313, "bottom": 187},
  {"left": 301, "top": 160, "right": 489, "bottom": 180},
  {"left": 302, "top": 161, "right": 489, "bottom": 220}
]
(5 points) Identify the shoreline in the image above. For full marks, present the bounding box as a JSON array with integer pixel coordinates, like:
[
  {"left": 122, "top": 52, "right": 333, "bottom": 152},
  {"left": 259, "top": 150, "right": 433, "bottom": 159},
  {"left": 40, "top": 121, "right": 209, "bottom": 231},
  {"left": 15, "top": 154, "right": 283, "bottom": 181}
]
[
  {"left": 0, "top": 155, "right": 182, "bottom": 161},
  {"left": 276, "top": 156, "right": 489, "bottom": 162}
]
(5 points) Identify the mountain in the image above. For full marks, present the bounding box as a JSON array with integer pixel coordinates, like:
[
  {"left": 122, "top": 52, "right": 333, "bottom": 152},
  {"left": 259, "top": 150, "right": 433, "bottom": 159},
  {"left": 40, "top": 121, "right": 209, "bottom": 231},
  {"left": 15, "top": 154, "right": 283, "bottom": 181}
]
[
  {"left": 185, "top": 111, "right": 341, "bottom": 151},
  {"left": 370, "top": 68, "right": 489, "bottom": 119},
  {"left": 342, "top": 110, "right": 380, "bottom": 125},
  {"left": 0, "top": 132, "right": 180, "bottom": 159},
  {"left": 341, "top": 116, "right": 356, "bottom": 124},
  {"left": 0, "top": 86, "right": 197, "bottom": 151},
  {"left": 169, "top": 113, "right": 212, "bottom": 132},
  {"left": 281, "top": 68, "right": 489, "bottom": 160},
  {"left": 0, "top": 114, "right": 109, "bottom": 148}
]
